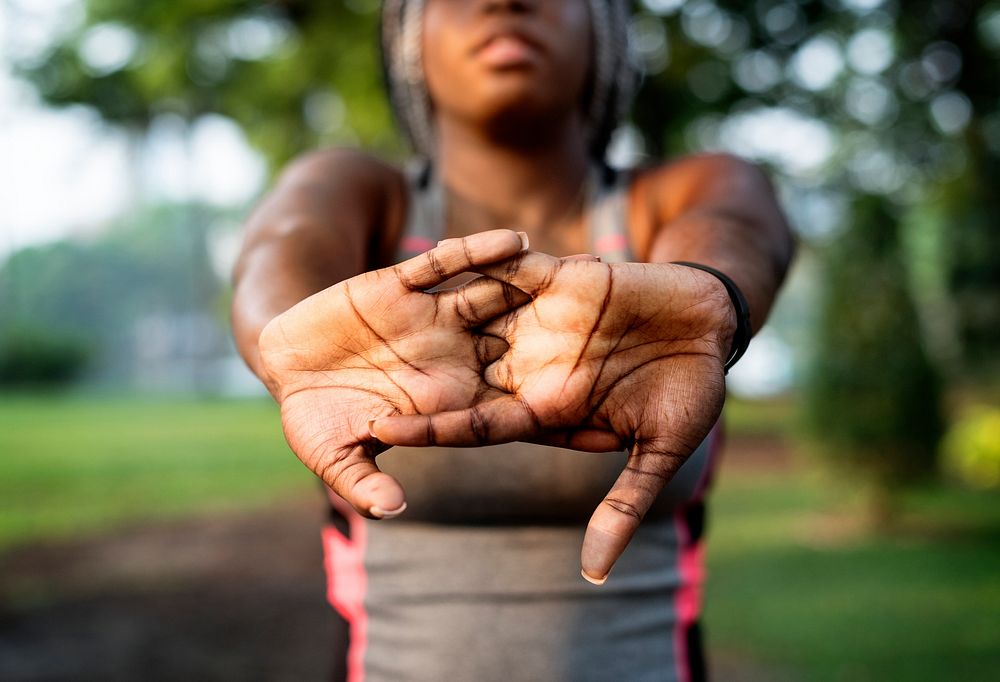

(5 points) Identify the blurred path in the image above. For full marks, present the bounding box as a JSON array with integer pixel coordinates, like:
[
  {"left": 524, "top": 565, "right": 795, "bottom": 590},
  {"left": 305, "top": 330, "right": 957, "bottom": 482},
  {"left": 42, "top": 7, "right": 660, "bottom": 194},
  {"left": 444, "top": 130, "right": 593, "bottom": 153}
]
[{"left": 0, "top": 495, "right": 341, "bottom": 681}]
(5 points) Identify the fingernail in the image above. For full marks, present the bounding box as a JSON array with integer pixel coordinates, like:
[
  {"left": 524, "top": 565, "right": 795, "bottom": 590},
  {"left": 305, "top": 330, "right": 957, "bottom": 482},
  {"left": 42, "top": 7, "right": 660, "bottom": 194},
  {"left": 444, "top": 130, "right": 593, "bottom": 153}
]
[
  {"left": 368, "top": 419, "right": 378, "bottom": 439},
  {"left": 517, "top": 231, "right": 529, "bottom": 250},
  {"left": 581, "top": 569, "right": 608, "bottom": 586},
  {"left": 370, "top": 502, "right": 407, "bottom": 519}
]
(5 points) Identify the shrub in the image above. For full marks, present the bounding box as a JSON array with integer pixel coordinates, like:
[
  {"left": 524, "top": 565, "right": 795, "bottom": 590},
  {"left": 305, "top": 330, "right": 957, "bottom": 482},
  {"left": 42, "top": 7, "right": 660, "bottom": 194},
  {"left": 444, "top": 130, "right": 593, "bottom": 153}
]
[
  {"left": 0, "top": 325, "right": 90, "bottom": 387},
  {"left": 942, "top": 407, "right": 1000, "bottom": 490}
]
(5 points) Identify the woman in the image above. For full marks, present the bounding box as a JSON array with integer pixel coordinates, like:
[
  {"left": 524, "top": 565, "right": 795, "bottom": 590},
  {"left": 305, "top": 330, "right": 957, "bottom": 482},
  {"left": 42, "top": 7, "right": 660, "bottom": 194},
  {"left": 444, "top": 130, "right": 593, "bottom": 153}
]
[{"left": 232, "top": 1, "right": 793, "bottom": 679}]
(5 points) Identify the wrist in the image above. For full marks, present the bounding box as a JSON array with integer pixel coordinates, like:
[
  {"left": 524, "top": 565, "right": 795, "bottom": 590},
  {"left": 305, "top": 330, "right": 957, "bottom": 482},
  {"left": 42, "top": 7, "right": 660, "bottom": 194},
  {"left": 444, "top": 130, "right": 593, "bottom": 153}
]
[
  {"left": 256, "top": 313, "right": 294, "bottom": 402},
  {"left": 670, "top": 262, "right": 751, "bottom": 374}
]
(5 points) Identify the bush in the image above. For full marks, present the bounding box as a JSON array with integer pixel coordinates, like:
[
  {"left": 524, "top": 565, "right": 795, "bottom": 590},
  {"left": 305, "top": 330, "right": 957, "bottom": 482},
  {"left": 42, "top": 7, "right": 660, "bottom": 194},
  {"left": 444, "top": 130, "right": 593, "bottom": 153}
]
[
  {"left": 942, "top": 407, "right": 1000, "bottom": 490},
  {"left": 0, "top": 326, "right": 90, "bottom": 387}
]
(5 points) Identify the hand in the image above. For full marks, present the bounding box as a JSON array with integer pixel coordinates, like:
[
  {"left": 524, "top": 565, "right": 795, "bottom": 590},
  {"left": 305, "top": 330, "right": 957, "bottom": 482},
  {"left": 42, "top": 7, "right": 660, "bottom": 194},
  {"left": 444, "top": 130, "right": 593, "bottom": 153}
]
[
  {"left": 372, "top": 252, "right": 736, "bottom": 582},
  {"left": 257, "top": 230, "right": 531, "bottom": 519}
]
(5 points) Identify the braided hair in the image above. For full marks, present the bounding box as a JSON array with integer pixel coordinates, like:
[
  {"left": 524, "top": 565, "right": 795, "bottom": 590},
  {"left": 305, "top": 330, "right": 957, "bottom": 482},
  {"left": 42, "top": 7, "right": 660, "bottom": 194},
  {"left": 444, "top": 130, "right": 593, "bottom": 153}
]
[{"left": 380, "top": 0, "right": 637, "bottom": 161}]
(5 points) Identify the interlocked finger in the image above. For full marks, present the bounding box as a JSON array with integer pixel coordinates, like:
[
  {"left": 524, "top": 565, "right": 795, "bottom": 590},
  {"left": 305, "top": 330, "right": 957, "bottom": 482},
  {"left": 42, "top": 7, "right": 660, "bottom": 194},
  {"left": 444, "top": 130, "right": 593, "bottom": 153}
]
[
  {"left": 474, "top": 334, "right": 509, "bottom": 368},
  {"left": 525, "top": 429, "right": 624, "bottom": 453},
  {"left": 479, "top": 309, "right": 518, "bottom": 340},
  {"left": 472, "top": 250, "right": 565, "bottom": 296},
  {"left": 439, "top": 275, "right": 531, "bottom": 328},
  {"left": 371, "top": 395, "right": 542, "bottom": 447},
  {"left": 482, "top": 355, "right": 516, "bottom": 392},
  {"left": 395, "top": 230, "right": 527, "bottom": 290}
]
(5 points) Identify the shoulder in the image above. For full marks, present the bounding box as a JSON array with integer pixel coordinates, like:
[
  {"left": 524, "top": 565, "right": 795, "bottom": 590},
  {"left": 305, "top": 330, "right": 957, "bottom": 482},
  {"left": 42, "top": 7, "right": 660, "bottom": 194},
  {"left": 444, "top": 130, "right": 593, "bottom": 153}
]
[
  {"left": 274, "top": 148, "right": 410, "bottom": 266},
  {"left": 277, "top": 147, "right": 407, "bottom": 201},
  {"left": 630, "top": 153, "right": 770, "bottom": 217},
  {"left": 625, "top": 153, "right": 775, "bottom": 259}
]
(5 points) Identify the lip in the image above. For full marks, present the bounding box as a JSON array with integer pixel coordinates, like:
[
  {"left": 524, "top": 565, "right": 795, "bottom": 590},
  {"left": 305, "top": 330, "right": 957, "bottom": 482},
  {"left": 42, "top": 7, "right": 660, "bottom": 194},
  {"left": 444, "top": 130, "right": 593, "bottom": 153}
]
[{"left": 472, "top": 29, "right": 544, "bottom": 67}]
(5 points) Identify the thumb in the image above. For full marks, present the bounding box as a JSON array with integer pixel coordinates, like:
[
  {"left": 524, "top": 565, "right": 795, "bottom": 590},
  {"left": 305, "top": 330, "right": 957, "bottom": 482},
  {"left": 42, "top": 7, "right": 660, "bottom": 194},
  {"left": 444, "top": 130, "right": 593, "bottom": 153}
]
[{"left": 580, "top": 437, "right": 687, "bottom": 584}]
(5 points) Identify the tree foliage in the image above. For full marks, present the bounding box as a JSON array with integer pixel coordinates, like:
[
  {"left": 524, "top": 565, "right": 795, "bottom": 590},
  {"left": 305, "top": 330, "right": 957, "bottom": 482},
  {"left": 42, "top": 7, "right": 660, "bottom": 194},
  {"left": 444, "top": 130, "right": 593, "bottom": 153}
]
[
  {"left": 18, "top": 0, "right": 394, "bottom": 169},
  {"left": 12, "top": 0, "right": 1000, "bottom": 483},
  {"left": 804, "top": 196, "right": 944, "bottom": 487}
]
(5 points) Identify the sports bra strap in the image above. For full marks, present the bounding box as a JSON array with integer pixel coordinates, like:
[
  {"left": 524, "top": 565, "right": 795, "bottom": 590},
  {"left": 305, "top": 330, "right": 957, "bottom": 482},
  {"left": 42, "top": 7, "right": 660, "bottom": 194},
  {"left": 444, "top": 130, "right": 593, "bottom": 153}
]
[
  {"left": 397, "top": 160, "right": 445, "bottom": 260},
  {"left": 587, "top": 165, "right": 634, "bottom": 263}
]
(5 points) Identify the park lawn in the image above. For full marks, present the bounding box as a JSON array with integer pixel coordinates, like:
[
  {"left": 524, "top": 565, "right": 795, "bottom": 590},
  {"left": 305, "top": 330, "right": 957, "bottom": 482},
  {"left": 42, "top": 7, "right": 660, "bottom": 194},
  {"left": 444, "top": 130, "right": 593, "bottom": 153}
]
[
  {"left": 1, "top": 394, "right": 998, "bottom": 680},
  {"left": 705, "top": 446, "right": 1000, "bottom": 681},
  {"left": 0, "top": 393, "right": 313, "bottom": 550}
]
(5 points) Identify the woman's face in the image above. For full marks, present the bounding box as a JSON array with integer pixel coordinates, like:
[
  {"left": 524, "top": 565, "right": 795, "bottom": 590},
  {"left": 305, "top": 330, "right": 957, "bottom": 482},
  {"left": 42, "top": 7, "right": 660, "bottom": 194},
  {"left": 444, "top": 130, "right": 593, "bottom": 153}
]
[{"left": 422, "top": 0, "right": 593, "bottom": 132}]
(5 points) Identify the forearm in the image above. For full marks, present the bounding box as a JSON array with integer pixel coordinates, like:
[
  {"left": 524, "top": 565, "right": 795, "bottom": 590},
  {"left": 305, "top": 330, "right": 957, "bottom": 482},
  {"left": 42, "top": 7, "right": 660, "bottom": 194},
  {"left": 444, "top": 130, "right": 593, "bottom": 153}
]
[
  {"left": 230, "top": 150, "right": 396, "bottom": 380},
  {"left": 645, "top": 157, "right": 795, "bottom": 333},
  {"left": 647, "top": 208, "right": 792, "bottom": 333}
]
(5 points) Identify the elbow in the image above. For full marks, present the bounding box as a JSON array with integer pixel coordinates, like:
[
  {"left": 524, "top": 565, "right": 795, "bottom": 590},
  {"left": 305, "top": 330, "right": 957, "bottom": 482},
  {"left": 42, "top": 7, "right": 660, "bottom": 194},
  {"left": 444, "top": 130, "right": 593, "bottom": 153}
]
[{"left": 718, "top": 154, "right": 796, "bottom": 277}]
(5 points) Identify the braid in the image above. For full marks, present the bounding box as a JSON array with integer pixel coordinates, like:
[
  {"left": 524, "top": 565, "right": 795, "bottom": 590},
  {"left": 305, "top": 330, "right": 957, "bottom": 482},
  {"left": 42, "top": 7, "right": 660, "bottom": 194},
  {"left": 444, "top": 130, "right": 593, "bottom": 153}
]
[
  {"left": 382, "top": 0, "right": 434, "bottom": 156},
  {"left": 610, "top": 0, "right": 637, "bottom": 126},
  {"left": 381, "top": 0, "right": 637, "bottom": 160}
]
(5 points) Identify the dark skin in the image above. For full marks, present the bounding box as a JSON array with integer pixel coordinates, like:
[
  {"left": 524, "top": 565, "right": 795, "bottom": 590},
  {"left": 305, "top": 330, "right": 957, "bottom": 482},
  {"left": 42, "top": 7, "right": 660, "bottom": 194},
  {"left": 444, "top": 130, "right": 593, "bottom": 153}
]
[{"left": 232, "top": 0, "right": 794, "bottom": 582}]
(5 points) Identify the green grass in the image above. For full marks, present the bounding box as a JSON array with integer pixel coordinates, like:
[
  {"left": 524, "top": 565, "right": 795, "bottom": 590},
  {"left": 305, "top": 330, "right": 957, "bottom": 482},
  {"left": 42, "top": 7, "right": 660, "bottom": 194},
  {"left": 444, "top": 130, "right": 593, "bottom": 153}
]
[
  {"left": 0, "top": 393, "right": 312, "bottom": 550},
  {"left": 705, "top": 462, "right": 1000, "bottom": 681},
  {"left": 722, "top": 395, "right": 799, "bottom": 439}
]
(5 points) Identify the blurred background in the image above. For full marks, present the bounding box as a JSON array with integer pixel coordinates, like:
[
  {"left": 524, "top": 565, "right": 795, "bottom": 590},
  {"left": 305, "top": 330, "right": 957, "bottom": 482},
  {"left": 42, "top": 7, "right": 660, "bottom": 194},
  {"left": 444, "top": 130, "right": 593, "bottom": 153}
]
[{"left": 1, "top": 0, "right": 998, "bottom": 679}]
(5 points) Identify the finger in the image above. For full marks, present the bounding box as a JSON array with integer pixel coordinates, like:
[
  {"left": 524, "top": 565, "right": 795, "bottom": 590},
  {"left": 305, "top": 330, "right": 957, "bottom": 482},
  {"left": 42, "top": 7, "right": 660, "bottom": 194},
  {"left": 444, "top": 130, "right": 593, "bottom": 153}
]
[
  {"left": 472, "top": 250, "right": 564, "bottom": 296},
  {"left": 474, "top": 334, "right": 509, "bottom": 367},
  {"left": 480, "top": 310, "right": 517, "bottom": 339},
  {"left": 580, "top": 438, "right": 687, "bottom": 585},
  {"left": 439, "top": 276, "right": 531, "bottom": 328},
  {"left": 395, "top": 230, "right": 528, "bottom": 290},
  {"left": 482, "top": 353, "right": 520, "bottom": 393},
  {"left": 562, "top": 253, "right": 601, "bottom": 262},
  {"left": 370, "top": 395, "right": 541, "bottom": 447},
  {"left": 312, "top": 441, "right": 408, "bottom": 520},
  {"left": 524, "top": 429, "right": 624, "bottom": 453}
]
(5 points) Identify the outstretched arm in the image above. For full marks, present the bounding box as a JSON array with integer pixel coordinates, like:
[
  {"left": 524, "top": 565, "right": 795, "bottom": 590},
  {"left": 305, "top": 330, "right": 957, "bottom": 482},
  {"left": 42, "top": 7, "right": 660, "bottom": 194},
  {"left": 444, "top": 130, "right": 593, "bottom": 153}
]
[
  {"left": 232, "top": 149, "right": 405, "bottom": 385},
  {"left": 232, "top": 151, "right": 536, "bottom": 516}
]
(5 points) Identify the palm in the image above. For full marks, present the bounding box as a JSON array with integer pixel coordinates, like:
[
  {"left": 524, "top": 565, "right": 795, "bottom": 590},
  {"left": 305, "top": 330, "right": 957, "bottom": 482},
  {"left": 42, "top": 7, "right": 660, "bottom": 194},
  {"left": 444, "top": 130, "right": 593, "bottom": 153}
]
[
  {"left": 373, "top": 253, "right": 735, "bottom": 580},
  {"left": 258, "top": 230, "right": 528, "bottom": 517},
  {"left": 493, "top": 268, "right": 724, "bottom": 446}
]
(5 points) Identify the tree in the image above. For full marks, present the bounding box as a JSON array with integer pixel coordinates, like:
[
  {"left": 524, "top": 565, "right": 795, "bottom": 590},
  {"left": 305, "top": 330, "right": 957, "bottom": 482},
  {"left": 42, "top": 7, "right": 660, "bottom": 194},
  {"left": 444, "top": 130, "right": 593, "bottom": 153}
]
[
  {"left": 16, "top": 0, "right": 394, "bottom": 169},
  {"left": 804, "top": 196, "right": 944, "bottom": 521},
  {"left": 13, "top": 0, "right": 1000, "bottom": 488},
  {"left": 0, "top": 203, "right": 231, "bottom": 387}
]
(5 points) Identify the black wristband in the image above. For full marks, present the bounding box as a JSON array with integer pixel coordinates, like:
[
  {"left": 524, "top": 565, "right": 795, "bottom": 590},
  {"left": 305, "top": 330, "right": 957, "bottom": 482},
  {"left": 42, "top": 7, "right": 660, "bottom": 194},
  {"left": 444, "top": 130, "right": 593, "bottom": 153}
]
[{"left": 671, "top": 262, "right": 752, "bottom": 375}]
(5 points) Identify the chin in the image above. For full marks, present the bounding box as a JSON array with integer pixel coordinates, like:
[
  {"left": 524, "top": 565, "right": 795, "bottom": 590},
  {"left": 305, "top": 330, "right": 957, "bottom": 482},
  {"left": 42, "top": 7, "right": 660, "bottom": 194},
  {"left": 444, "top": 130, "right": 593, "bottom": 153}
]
[{"left": 474, "top": 79, "right": 569, "bottom": 124}]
